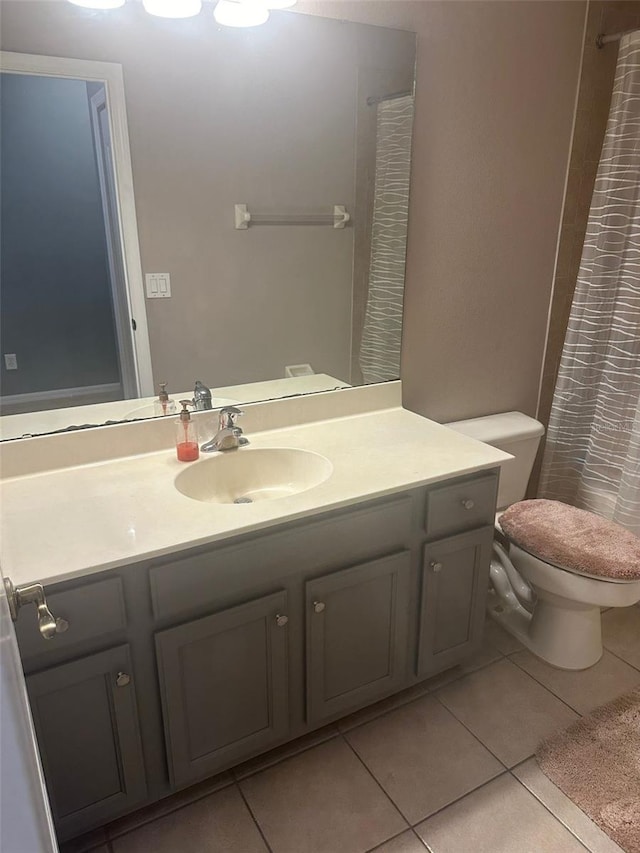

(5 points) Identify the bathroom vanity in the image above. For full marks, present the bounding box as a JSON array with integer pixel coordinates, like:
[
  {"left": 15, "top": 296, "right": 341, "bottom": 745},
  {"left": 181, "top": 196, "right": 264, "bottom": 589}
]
[{"left": 1, "top": 388, "right": 509, "bottom": 840}]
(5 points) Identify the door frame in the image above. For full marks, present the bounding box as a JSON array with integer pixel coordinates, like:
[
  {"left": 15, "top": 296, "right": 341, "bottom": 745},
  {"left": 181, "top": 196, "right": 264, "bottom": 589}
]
[
  {"left": 0, "top": 51, "right": 154, "bottom": 398},
  {"left": 89, "top": 86, "right": 138, "bottom": 399},
  {"left": 1, "top": 563, "right": 58, "bottom": 853}
]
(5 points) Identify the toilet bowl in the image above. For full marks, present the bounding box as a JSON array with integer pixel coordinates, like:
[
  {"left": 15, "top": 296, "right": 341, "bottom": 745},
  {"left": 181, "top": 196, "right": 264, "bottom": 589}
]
[
  {"left": 446, "top": 411, "right": 640, "bottom": 671},
  {"left": 488, "top": 539, "right": 640, "bottom": 670}
]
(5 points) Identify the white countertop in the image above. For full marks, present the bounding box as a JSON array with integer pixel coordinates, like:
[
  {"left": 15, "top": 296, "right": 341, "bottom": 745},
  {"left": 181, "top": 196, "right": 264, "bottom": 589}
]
[{"left": 0, "top": 406, "right": 509, "bottom": 587}]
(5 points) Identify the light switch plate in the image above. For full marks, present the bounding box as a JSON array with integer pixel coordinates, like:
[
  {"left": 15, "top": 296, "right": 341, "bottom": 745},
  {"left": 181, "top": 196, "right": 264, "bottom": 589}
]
[
  {"left": 145, "top": 273, "right": 171, "bottom": 299},
  {"left": 4, "top": 353, "right": 17, "bottom": 370}
]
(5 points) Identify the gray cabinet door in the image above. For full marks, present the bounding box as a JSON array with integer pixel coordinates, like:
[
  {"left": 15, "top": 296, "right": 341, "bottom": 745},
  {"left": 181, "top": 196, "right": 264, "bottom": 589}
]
[
  {"left": 306, "top": 551, "right": 411, "bottom": 724},
  {"left": 156, "top": 590, "right": 289, "bottom": 788},
  {"left": 417, "top": 526, "right": 493, "bottom": 676},
  {"left": 26, "top": 644, "right": 147, "bottom": 840}
]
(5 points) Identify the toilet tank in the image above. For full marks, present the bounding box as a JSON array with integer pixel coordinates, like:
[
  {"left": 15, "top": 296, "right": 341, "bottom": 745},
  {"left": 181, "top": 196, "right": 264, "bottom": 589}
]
[{"left": 445, "top": 412, "right": 545, "bottom": 509}]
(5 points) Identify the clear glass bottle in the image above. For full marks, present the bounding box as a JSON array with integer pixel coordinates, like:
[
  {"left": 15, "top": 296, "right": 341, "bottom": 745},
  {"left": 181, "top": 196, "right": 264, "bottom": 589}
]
[
  {"left": 154, "top": 382, "right": 177, "bottom": 417},
  {"left": 175, "top": 400, "right": 199, "bottom": 462}
]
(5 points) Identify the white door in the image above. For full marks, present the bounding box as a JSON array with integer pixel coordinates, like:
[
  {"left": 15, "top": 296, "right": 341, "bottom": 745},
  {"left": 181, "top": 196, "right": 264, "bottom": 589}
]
[{"left": 0, "top": 567, "right": 58, "bottom": 853}]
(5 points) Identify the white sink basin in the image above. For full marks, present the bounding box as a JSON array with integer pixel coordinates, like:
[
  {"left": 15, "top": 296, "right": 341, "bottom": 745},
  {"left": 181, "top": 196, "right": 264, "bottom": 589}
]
[{"left": 174, "top": 447, "right": 333, "bottom": 504}]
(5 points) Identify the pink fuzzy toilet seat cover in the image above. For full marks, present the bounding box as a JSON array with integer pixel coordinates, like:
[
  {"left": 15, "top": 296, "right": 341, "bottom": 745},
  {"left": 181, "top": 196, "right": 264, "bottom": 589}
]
[{"left": 499, "top": 499, "right": 640, "bottom": 581}]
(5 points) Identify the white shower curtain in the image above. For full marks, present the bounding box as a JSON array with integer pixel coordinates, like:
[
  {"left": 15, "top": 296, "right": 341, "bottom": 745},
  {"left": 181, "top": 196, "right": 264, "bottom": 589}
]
[
  {"left": 359, "top": 94, "right": 413, "bottom": 384},
  {"left": 539, "top": 32, "right": 640, "bottom": 534}
]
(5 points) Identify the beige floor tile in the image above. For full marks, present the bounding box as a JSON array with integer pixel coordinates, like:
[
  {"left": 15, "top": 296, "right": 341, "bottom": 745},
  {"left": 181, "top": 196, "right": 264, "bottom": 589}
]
[
  {"left": 233, "top": 724, "right": 339, "bottom": 779},
  {"left": 111, "top": 785, "right": 267, "bottom": 853},
  {"left": 416, "top": 774, "right": 586, "bottom": 853},
  {"left": 422, "top": 639, "right": 503, "bottom": 692},
  {"left": 513, "top": 757, "right": 624, "bottom": 853},
  {"left": 107, "top": 771, "right": 233, "bottom": 839},
  {"left": 371, "top": 830, "right": 428, "bottom": 852},
  {"left": 337, "top": 683, "right": 429, "bottom": 733},
  {"left": 483, "top": 617, "right": 524, "bottom": 655},
  {"left": 511, "top": 648, "right": 640, "bottom": 715},
  {"left": 602, "top": 606, "right": 640, "bottom": 670},
  {"left": 345, "top": 695, "right": 503, "bottom": 824},
  {"left": 239, "top": 736, "right": 407, "bottom": 853},
  {"left": 460, "top": 638, "right": 503, "bottom": 671},
  {"left": 436, "top": 659, "right": 578, "bottom": 767}
]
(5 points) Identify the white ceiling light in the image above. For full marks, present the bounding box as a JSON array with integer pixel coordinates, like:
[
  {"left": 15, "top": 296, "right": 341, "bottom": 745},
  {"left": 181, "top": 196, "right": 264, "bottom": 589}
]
[
  {"left": 67, "top": 0, "right": 125, "bottom": 9},
  {"left": 214, "top": 0, "right": 269, "bottom": 27},
  {"left": 143, "top": 0, "right": 202, "bottom": 18}
]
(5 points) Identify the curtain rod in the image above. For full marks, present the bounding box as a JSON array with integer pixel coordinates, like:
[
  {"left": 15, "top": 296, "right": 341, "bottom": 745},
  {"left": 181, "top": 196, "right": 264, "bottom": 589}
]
[
  {"left": 366, "top": 90, "right": 412, "bottom": 107},
  {"left": 596, "top": 28, "right": 639, "bottom": 48}
]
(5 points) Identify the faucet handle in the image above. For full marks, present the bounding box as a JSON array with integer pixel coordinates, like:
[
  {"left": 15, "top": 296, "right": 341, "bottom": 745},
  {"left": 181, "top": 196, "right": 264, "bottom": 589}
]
[{"left": 219, "top": 406, "right": 244, "bottom": 429}]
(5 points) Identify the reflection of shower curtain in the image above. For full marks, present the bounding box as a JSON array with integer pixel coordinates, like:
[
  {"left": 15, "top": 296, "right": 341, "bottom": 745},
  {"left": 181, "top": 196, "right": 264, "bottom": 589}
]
[
  {"left": 359, "top": 94, "right": 413, "bottom": 384},
  {"left": 539, "top": 32, "right": 640, "bottom": 534}
]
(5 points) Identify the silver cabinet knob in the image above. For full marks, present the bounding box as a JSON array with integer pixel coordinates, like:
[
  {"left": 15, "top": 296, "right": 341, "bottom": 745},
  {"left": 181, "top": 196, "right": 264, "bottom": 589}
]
[
  {"left": 430, "top": 561, "right": 443, "bottom": 573},
  {"left": 461, "top": 499, "right": 475, "bottom": 510},
  {"left": 313, "top": 601, "right": 325, "bottom": 614},
  {"left": 116, "top": 672, "right": 131, "bottom": 688},
  {"left": 275, "top": 614, "right": 289, "bottom": 628}
]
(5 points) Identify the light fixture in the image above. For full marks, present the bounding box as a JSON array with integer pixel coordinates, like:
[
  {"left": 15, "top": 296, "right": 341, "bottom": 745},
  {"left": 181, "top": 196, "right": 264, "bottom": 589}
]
[
  {"left": 67, "top": 0, "right": 282, "bottom": 26},
  {"left": 214, "top": 0, "right": 269, "bottom": 27},
  {"left": 67, "top": 0, "right": 125, "bottom": 9},
  {"left": 142, "top": 0, "right": 202, "bottom": 18}
]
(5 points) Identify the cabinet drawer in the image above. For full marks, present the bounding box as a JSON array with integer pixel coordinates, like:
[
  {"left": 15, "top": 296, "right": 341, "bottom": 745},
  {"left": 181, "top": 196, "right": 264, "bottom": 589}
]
[
  {"left": 424, "top": 473, "right": 497, "bottom": 539},
  {"left": 150, "top": 494, "right": 413, "bottom": 622},
  {"left": 16, "top": 577, "right": 126, "bottom": 667}
]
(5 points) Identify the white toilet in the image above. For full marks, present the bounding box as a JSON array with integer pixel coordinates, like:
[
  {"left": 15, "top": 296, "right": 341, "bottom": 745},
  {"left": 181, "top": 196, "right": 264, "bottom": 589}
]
[{"left": 447, "top": 412, "right": 640, "bottom": 670}]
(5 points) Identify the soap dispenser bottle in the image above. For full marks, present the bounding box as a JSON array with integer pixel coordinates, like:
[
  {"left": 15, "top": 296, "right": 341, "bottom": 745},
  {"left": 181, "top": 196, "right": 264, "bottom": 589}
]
[
  {"left": 176, "top": 400, "right": 199, "bottom": 462},
  {"left": 154, "top": 382, "right": 177, "bottom": 416}
]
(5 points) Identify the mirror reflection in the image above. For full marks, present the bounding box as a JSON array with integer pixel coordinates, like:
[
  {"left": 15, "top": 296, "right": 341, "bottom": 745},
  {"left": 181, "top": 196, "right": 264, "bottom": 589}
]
[{"left": 0, "top": 2, "right": 416, "bottom": 441}]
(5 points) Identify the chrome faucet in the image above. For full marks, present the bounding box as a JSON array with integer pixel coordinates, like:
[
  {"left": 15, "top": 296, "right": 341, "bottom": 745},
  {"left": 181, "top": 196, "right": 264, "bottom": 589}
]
[
  {"left": 201, "top": 406, "right": 249, "bottom": 453},
  {"left": 193, "top": 380, "right": 212, "bottom": 411}
]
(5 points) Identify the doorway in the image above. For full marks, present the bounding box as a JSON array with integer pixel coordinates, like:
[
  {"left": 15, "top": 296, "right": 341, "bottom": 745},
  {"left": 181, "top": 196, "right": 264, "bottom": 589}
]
[{"left": 0, "top": 54, "right": 152, "bottom": 416}]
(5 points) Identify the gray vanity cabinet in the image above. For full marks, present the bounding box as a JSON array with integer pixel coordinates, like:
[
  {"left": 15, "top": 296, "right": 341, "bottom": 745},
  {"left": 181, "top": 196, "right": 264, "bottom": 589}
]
[
  {"left": 417, "top": 526, "right": 494, "bottom": 675},
  {"left": 155, "top": 590, "right": 290, "bottom": 788},
  {"left": 26, "top": 644, "right": 147, "bottom": 840},
  {"left": 306, "top": 551, "right": 411, "bottom": 724},
  {"left": 15, "top": 471, "right": 501, "bottom": 842}
]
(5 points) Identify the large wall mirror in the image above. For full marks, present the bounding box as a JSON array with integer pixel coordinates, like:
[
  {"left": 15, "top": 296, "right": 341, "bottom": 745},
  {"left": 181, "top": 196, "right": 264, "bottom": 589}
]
[{"left": 0, "top": 1, "right": 416, "bottom": 441}]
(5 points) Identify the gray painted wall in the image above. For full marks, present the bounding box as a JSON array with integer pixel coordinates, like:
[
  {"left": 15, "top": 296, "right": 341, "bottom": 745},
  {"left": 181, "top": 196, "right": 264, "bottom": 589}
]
[
  {"left": 1, "top": 73, "right": 120, "bottom": 396},
  {"left": 299, "top": 0, "right": 585, "bottom": 423}
]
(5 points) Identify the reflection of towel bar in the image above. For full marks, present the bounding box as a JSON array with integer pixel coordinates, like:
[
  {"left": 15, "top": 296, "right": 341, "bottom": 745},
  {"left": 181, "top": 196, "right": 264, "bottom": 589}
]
[{"left": 234, "top": 204, "right": 350, "bottom": 230}]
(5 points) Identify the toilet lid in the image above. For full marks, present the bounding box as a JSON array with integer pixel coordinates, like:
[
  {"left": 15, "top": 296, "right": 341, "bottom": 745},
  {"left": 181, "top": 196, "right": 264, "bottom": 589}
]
[{"left": 499, "top": 499, "right": 640, "bottom": 581}]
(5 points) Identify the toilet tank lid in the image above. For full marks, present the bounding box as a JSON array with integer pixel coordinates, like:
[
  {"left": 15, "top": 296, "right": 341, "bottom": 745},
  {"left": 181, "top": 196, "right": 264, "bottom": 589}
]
[{"left": 445, "top": 411, "right": 545, "bottom": 444}]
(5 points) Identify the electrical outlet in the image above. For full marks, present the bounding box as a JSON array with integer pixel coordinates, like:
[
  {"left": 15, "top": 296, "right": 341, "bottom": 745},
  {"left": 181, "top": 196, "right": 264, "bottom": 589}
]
[
  {"left": 285, "top": 363, "right": 314, "bottom": 378},
  {"left": 4, "top": 353, "right": 17, "bottom": 370}
]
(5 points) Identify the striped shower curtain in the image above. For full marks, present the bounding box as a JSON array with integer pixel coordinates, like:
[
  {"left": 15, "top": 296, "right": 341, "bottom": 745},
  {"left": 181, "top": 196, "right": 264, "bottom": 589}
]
[
  {"left": 359, "top": 94, "right": 413, "bottom": 384},
  {"left": 539, "top": 32, "right": 640, "bottom": 534}
]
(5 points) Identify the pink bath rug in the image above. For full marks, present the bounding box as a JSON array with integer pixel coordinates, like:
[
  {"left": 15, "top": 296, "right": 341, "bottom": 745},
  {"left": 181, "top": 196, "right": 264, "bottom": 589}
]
[{"left": 537, "top": 687, "right": 640, "bottom": 852}]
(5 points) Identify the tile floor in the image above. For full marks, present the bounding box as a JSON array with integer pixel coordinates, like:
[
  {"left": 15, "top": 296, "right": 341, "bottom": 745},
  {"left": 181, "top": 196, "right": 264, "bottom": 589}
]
[{"left": 62, "top": 606, "right": 640, "bottom": 853}]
